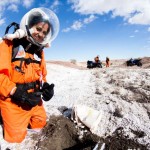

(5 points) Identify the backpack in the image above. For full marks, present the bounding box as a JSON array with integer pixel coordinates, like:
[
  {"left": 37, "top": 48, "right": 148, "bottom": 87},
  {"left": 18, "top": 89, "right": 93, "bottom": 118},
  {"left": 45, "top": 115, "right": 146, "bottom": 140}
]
[
  {"left": 4, "top": 22, "right": 20, "bottom": 60},
  {"left": 4, "top": 22, "right": 41, "bottom": 73}
]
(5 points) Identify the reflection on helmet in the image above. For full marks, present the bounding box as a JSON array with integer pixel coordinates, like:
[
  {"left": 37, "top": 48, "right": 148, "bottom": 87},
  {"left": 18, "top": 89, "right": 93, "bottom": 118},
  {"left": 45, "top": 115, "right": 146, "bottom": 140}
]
[{"left": 20, "top": 7, "right": 59, "bottom": 46}]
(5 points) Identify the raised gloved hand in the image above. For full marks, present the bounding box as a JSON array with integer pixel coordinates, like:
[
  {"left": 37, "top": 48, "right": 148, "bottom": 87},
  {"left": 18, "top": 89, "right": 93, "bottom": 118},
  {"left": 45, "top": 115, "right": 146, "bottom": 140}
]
[
  {"left": 11, "top": 84, "right": 42, "bottom": 107},
  {"left": 41, "top": 82, "right": 54, "bottom": 101}
]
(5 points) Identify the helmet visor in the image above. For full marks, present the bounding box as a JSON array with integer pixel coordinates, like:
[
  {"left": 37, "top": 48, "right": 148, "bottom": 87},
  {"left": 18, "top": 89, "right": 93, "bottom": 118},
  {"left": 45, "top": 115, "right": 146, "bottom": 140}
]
[{"left": 20, "top": 7, "right": 59, "bottom": 45}]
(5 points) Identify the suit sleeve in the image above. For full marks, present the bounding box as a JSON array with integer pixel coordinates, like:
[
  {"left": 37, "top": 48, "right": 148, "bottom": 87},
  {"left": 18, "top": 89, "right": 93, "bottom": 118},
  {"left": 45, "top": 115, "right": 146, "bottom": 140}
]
[{"left": 0, "top": 40, "right": 16, "bottom": 97}]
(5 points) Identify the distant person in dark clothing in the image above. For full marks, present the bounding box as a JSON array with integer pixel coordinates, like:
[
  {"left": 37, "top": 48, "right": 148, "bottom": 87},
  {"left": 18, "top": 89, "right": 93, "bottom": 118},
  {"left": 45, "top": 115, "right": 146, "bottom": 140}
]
[{"left": 130, "top": 58, "right": 134, "bottom": 63}]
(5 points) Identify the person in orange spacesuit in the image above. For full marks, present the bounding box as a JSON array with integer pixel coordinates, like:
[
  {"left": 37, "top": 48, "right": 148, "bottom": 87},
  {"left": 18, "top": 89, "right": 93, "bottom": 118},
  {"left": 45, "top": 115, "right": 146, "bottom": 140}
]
[
  {"left": 94, "top": 55, "right": 100, "bottom": 64},
  {"left": 0, "top": 7, "right": 59, "bottom": 143},
  {"left": 106, "top": 57, "right": 110, "bottom": 67}
]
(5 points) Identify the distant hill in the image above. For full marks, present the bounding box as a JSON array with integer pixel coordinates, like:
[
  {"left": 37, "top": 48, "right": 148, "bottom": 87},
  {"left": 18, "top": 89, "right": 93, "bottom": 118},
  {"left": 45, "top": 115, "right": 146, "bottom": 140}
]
[{"left": 46, "top": 57, "right": 150, "bottom": 69}]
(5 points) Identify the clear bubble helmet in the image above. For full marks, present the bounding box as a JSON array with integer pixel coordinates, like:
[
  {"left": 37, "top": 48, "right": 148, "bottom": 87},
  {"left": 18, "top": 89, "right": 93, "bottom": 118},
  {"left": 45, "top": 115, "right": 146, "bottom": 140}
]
[{"left": 20, "top": 7, "right": 60, "bottom": 46}]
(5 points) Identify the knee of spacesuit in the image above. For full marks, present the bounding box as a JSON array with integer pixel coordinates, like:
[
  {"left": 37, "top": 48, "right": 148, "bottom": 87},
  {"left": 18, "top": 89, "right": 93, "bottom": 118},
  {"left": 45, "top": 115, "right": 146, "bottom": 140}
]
[
  {"left": 29, "top": 115, "right": 46, "bottom": 129},
  {"left": 4, "top": 127, "right": 27, "bottom": 143}
]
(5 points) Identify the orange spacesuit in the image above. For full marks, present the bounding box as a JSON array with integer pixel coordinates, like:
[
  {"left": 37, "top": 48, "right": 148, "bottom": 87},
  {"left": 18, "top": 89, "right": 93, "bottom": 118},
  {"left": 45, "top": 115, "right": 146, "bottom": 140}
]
[
  {"left": 0, "top": 7, "right": 59, "bottom": 143},
  {"left": 94, "top": 55, "right": 100, "bottom": 63},
  {"left": 106, "top": 57, "right": 110, "bottom": 67},
  {"left": 0, "top": 39, "right": 47, "bottom": 142}
]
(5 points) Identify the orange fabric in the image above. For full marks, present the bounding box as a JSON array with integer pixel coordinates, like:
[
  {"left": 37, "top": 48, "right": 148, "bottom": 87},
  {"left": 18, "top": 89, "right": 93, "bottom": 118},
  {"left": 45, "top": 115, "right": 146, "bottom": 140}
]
[
  {"left": 94, "top": 56, "right": 99, "bottom": 63},
  {"left": 0, "top": 99, "right": 46, "bottom": 143},
  {"left": 106, "top": 61, "right": 110, "bottom": 67},
  {"left": 106, "top": 58, "right": 110, "bottom": 67},
  {"left": 11, "top": 52, "right": 47, "bottom": 84},
  {"left": 0, "top": 40, "right": 47, "bottom": 143},
  {"left": 0, "top": 40, "right": 16, "bottom": 97}
]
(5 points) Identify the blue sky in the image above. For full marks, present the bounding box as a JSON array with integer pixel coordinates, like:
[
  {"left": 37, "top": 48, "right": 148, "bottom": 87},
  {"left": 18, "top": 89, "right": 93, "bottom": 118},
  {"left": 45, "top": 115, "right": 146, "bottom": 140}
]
[{"left": 0, "top": 0, "right": 150, "bottom": 61}]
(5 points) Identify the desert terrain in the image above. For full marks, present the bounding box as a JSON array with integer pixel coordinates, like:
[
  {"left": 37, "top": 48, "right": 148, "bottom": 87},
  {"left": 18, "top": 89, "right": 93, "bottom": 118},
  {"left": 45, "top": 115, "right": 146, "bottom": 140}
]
[{"left": 0, "top": 57, "right": 150, "bottom": 150}]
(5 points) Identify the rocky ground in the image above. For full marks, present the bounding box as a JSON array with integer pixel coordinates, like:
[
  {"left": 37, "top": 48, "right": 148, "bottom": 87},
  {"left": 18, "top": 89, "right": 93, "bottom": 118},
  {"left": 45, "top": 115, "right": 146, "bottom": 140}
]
[{"left": 0, "top": 57, "right": 150, "bottom": 150}]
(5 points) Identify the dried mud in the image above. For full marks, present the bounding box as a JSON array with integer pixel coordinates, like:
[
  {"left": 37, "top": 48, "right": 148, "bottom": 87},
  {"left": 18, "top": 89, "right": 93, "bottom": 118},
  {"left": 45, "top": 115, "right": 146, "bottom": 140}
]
[{"left": 32, "top": 115, "right": 148, "bottom": 150}]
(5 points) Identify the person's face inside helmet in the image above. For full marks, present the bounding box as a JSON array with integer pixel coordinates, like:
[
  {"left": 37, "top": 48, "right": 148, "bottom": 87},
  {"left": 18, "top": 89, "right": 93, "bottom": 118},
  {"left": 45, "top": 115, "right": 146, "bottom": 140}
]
[{"left": 31, "top": 22, "right": 49, "bottom": 43}]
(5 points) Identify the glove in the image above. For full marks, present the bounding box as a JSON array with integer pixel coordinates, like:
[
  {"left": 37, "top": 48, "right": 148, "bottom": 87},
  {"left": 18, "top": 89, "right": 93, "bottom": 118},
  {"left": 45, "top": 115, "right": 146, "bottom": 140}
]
[
  {"left": 26, "top": 92, "right": 42, "bottom": 107},
  {"left": 41, "top": 82, "right": 54, "bottom": 101},
  {"left": 12, "top": 84, "right": 42, "bottom": 107},
  {"left": 11, "top": 84, "right": 28, "bottom": 104}
]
